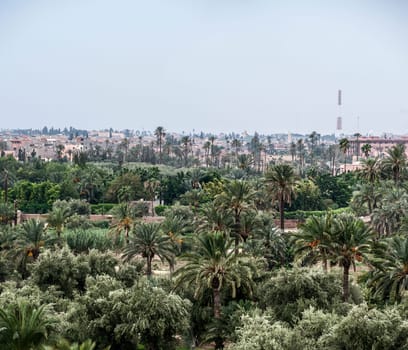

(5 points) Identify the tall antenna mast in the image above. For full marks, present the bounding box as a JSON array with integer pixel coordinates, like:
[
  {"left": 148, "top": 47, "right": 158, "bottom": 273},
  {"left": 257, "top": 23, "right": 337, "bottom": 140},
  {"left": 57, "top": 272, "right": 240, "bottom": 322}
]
[{"left": 336, "top": 89, "right": 342, "bottom": 133}]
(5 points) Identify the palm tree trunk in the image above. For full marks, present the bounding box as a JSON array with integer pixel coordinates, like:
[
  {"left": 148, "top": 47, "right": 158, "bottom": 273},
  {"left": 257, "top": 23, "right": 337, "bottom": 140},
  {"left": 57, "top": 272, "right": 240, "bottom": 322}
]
[
  {"left": 234, "top": 212, "right": 240, "bottom": 255},
  {"left": 279, "top": 195, "right": 285, "bottom": 231},
  {"left": 342, "top": 262, "right": 350, "bottom": 301},
  {"left": 213, "top": 288, "right": 221, "bottom": 319},
  {"left": 322, "top": 252, "right": 328, "bottom": 273},
  {"left": 147, "top": 256, "right": 153, "bottom": 277}
]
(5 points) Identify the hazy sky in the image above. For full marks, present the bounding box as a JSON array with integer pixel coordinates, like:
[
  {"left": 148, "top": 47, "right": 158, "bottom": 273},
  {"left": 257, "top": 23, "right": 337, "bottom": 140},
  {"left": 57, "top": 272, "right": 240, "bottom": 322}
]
[{"left": 0, "top": 0, "right": 407, "bottom": 135}]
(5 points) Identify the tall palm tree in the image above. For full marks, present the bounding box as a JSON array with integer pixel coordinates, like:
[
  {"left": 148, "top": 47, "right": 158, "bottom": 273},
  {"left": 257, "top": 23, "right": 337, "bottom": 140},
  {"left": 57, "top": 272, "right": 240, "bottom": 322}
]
[
  {"left": 197, "top": 202, "right": 234, "bottom": 234},
  {"left": 47, "top": 206, "right": 70, "bottom": 238},
  {"left": 292, "top": 213, "right": 333, "bottom": 272},
  {"left": 19, "top": 219, "right": 49, "bottom": 260},
  {"left": 0, "top": 302, "right": 56, "bottom": 350},
  {"left": 215, "top": 180, "right": 256, "bottom": 250},
  {"left": 144, "top": 179, "right": 160, "bottom": 216},
  {"left": 110, "top": 202, "right": 138, "bottom": 241},
  {"left": 122, "top": 222, "right": 174, "bottom": 276},
  {"left": 331, "top": 214, "right": 373, "bottom": 301},
  {"left": 339, "top": 137, "right": 350, "bottom": 173},
  {"left": 361, "top": 143, "right": 372, "bottom": 158},
  {"left": 368, "top": 235, "right": 408, "bottom": 303},
  {"left": 180, "top": 136, "right": 191, "bottom": 167},
  {"left": 154, "top": 126, "right": 166, "bottom": 164},
  {"left": 382, "top": 143, "right": 407, "bottom": 184},
  {"left": 353, "top": 133, "right": 362, "bottom": 160},
  {"left": 359, "top": 157, "right": 381, "bottom": 185},
  {"left": 265, "top": 164, "right": 297, "bottom": 231},
  {"left": 175, "top": 232, "right": 258, "bottom": 349},
  {"left": 371, "top": 187, "right": 408, "bottom": 236}
]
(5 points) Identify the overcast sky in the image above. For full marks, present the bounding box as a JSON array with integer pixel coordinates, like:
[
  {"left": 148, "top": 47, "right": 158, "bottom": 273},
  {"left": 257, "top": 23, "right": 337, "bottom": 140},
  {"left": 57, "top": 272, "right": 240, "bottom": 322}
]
[{"left": 0, "top": 0, "right": 407, "bottom": 135}]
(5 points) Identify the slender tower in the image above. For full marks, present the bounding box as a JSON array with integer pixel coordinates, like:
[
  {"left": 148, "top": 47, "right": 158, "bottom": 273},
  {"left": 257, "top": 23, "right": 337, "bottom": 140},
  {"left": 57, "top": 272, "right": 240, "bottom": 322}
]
[{"left": 336, "top": 90, "right": 342, "bottom": 132}]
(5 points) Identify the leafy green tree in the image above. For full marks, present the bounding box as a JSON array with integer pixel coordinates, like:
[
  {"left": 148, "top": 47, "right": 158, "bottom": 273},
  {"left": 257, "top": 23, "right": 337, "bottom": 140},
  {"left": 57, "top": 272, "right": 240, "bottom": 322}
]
[
  {"left": 69, "top": 276, "right": 190, "bottom": 350},
  {"left": 320, "top": 304, "right": 408, "bottom": 350},
  {"left": 122, "top": 222, "right": 174, "bottom": 276},
  {"left": 105, "top": 172, "right": 144, "bottom": 203},
  {"left": 291, "top": 179, "right": 324, "bottom": 211},
  {"left": 265, "top": 164, "right": 297, "bottom": 230},
  {"left": 257, "top": 269, "right": 342, "bottom": 324}
]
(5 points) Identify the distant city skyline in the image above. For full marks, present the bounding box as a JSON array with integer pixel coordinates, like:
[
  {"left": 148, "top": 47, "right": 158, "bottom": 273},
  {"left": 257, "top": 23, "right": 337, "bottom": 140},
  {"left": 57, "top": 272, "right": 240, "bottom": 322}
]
[{"left": 0, "top": 0, "right": 407, "bottom": 135}]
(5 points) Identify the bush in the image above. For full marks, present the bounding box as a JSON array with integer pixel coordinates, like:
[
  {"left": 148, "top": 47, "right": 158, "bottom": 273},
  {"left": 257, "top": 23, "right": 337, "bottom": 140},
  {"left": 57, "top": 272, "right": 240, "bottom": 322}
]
[
  {"left": 31, "top": 247, "right": 90, "bottom": 297},
  {"left": 90, "top": 203, "right": 115, "bottom": 214},
  {"left": 320, "top": 304, "right": 408, "bottom": 350},
  {"left": 155, "top": 204, "right": 168, "bottom": 216},
  {"left": 67, "top": 277, "right": 191, "bottom": 349},
  {"left": 65, "top": 229, "right": 118, "bottom": 253},
  {"left": 257, "top": 269, "right": 343, "bottom": 324},
  {"left": 284, "top": 208, "right": 351, "bottom": 220}
]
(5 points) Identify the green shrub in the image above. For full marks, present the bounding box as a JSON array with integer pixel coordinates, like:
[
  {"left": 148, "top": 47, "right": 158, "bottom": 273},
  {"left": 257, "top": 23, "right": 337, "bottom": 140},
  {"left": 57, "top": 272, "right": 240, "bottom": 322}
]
[
  {"left": 257, "top": 269, "right": 343, "bottom": 324},
  {"left": 90, "top": 203, "right": 115, "bottom": 214},
  {"left": 65, "top": 228, "right": 123, "bottom": 253},
  {"left": 155, "top": 204, "right": 168, "bottom": 216}
]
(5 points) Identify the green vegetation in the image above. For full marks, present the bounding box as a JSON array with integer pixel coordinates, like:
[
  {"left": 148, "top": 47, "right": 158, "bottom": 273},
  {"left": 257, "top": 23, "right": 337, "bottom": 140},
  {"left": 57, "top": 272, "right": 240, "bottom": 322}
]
[{"left": 1, "top": 134, "right": 408, "bottom": 349}]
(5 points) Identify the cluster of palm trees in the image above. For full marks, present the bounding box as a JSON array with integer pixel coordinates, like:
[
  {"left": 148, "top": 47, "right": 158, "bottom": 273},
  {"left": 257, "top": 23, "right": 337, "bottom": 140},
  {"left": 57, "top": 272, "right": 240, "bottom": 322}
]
[{"left": 352, "top": 144, "right": 408, "bottom": 235}]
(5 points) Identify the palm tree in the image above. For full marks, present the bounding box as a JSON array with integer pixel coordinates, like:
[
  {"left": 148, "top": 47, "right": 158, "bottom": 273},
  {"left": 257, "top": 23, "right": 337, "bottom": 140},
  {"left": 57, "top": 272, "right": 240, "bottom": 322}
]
[
  {"left": 331, "top": 214, "right": 373, "bottom": 301},
  {"left": 248, "top": 218, "right": 287, "bottom": 269},
  {"left": 209, "top": 135, "right": 216, "bottom": 166},
  {"left": 353, "top": 133, "right": 362, "bottom": 160},
  {"left": 292, "top": 213, "right": 333, "bottom": 272},
  {"left": 371, "top": 187, "right": 408, "bottom": 236},
  {"left": 339, "top": 137, "right": 350, "bottom": 173},
  {"left": 47, "top": 206, "right": 70, "bottom": 238},
  {"left": 0, "top": 202, "right": 15, "bottom": 225},
  {"left": 19, "top": 219, "right": 49, "bottom": 260},
  {"left": 144, "top": 179, "right": 160, "bottom": 216},
  {"left": 308, "top": 131, "right": 319, "bottom": 164},
  {"left": 180, "top": 136, "right": 191, "bottom": 167},
  {"left": 110, "top": 202, "right": 138, "bottom": 241},
  {"left": 0, "top": 302, "right": 56, "bottom": 350},
  {"left": 122, "top": 222, "right": 174, "bottom": 276},
  {"left": 265, "top": 164, "right": 297, "bottom": 231},
  {"left": 368, "top": 235, "right": 408, "bottom": 303},
  {"left": 175, "top": 232, "right": 258, "bottom": 349},
  {"left": 382, "top": 143, "right": 407, "bottom": 184},
  {"left": 231, "top": 138, "right": 242, "bottom": 165},
  {"left": 154, "top": 126, "right": 166, "bottom": 164},
  {"left": 361, "top": 143, "right": 372, "bottom": 158},
  {"left": 197, "top": 202, "right": 234, "bottom": 234},
  {"left": 359, "top": 157, "right": 381, "bottom": 185},
  {"left": 215, "top": 180, "right": 256, "bottom": 250}
]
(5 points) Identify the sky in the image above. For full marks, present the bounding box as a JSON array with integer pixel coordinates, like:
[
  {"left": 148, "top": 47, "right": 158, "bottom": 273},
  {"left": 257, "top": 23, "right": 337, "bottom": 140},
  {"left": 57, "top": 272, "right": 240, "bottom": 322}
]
[{"left": 0, "top": 0, "right": 407, "bottom": 135}]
